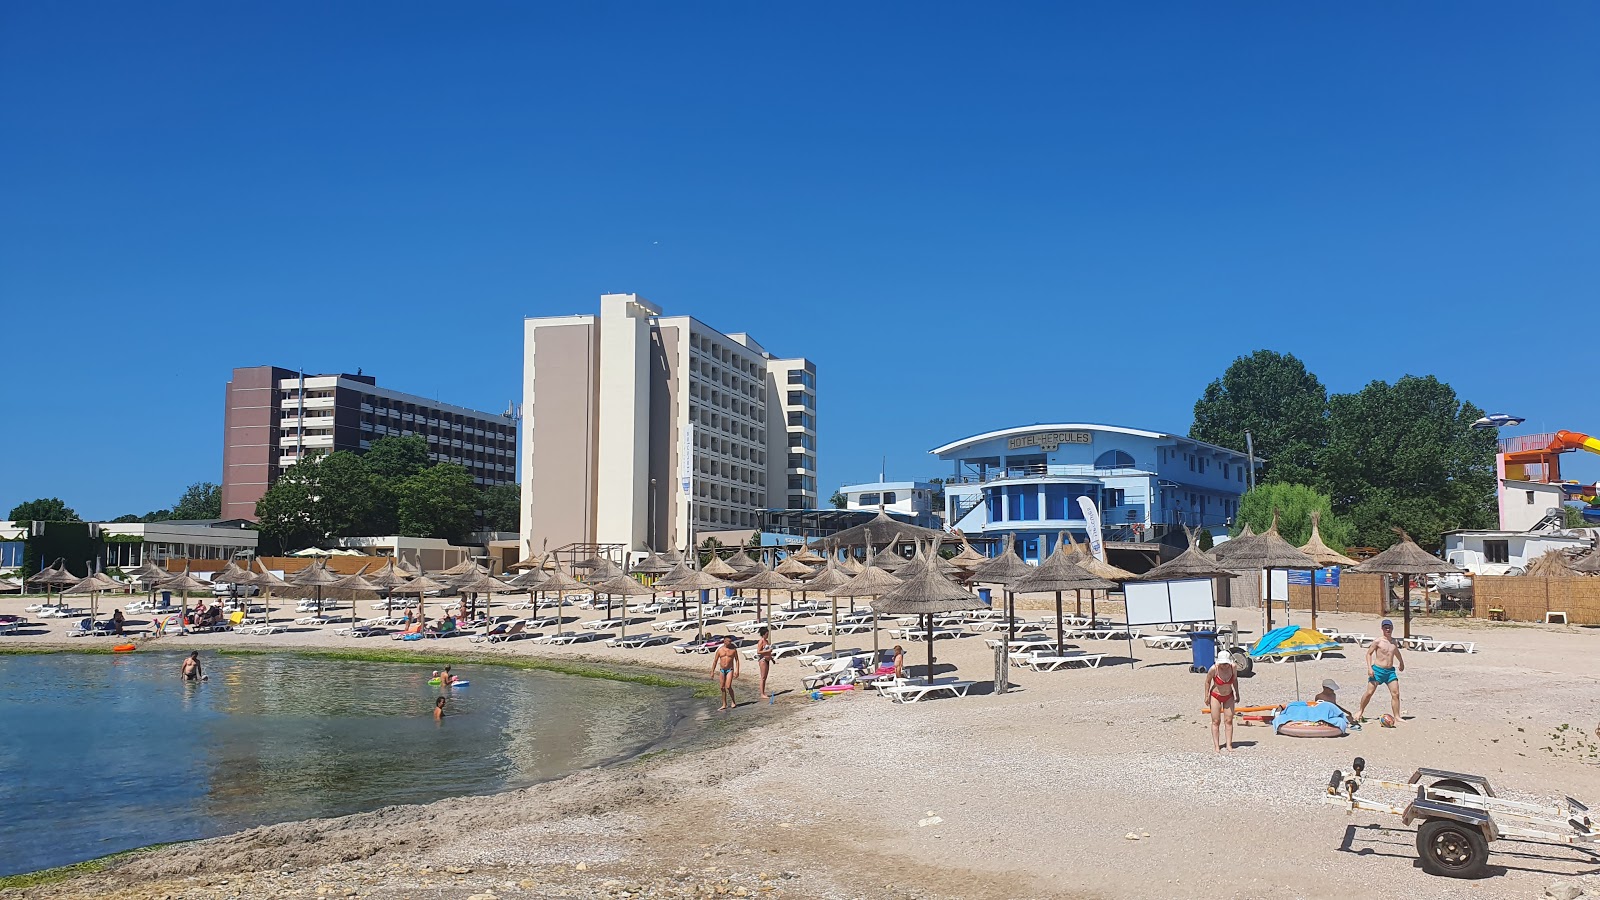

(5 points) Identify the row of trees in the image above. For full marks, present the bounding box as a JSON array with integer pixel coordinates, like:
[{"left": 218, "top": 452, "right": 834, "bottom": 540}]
[
  {"left": 254, "top": 436, "right": 518, "bottom": 549},
  {"left": 1192, "top": 351, "right": 1498, "bottom": 550},
  {"left": 8, "top": 482, "right": 223, "bottom": 525}
]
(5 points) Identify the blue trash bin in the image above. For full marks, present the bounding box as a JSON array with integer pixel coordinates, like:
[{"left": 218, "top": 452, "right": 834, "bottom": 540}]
[
  {"left": 1189, "top": 630, "right": 1217, "bottom": 673},
  {"left": 160, "top": 590, "right": 172, "bottom": 609},
  {"left": 978, "top": 587, "right": 992, "bottom": 606}
]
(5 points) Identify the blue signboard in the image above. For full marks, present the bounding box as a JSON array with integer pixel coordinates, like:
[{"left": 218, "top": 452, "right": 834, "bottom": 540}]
[{"left": 1288, "top": 566, "right": 1341, "bottom": 587}]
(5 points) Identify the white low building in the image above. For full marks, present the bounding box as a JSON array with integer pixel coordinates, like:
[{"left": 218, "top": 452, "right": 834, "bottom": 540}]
[
  {"left": 96, "top": 520, "right": 260, "bottom": 568},
  {"left": 837, "top": 481, "right": 941, "bottom": 529},
  {"left": 1441, "top": 529, "right": 1591, "bottom": 575}
]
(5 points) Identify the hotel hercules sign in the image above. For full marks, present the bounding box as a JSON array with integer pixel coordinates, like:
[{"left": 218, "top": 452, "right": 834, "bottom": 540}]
[{"left": 1007, "top": 430, "right": 1092, "bottom": 451}]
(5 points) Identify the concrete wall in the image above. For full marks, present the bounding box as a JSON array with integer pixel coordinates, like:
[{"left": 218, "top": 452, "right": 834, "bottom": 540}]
[
  {"left": 648, "top": 323, "right": 683, "bottom": 552},
  {"left": 595, "top": 294, "right": 657, "bottom": 550},
  {"left": 1499, "top": 481, "right": 1566, "bottom": 531},
  {"left": 523, "top": 318, "right": 599, "bottom": 555}
]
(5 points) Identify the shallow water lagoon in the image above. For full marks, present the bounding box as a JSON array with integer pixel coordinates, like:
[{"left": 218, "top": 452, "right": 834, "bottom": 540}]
[{"left": 0, "top": 651, "right": 695, "bottom": 876}]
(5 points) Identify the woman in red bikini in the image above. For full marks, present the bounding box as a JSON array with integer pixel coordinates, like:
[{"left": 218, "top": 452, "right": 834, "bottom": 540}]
[{"left": 1203, "top": 657, "right": 1241, "bottom": 753}]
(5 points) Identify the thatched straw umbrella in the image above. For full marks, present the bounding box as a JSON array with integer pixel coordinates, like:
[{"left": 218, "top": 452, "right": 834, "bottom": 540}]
[
  {"left": 808, "top": 510, "right": 945, "bottom": 551},
  {"left": 161, "top": 565, "right": 213, "bottom": 625},
  {"left": 329, "top": 566, "right": 383, "bottom": 618},
  {"left": 129, "top": 559, "right": 171, "bottom": 609},
  {"left": 287, "top": 558, "right": 345, "bottom": 618},
  {"left": 533, "top": 567, "right": 590, "bottom": 638},
  {"left": 790, "top": 545, "right": 825, "bottom": 565},
  {"left": 65, "top": 570, "right": 122, "bottom": 628},
  {"left": 1211, "top": 523, "right": 1257, "bottom": 560},
  {"left": 1215, "top": 512, "right": 1320, "bottom": 633},
  {"left": 450, "top": 568, "right": 518, "bottom": 627},
  {"left": 947, "top": 537, "right": 988, "bottom": 571},
  {"left": 670, "top": 569, "right": 734, "bottom": 638},
  {"left": 700, "top": 554, "right": 740, "bottom": 580},
  {"left": 249, "top": 559, "right": 292, "bottom": 626},
  {"left": 867, "top": 532, "right": 914, "bottom": 573},
  {"left": 387, "top": 571, "right": 453, "bottom": 627},
  {"left": 437, "top": 556, "right": 481, "bottom": 578},
  {"left": 723, "top": 546, "right": 762, "bottom": 574},
  {"left": 362, "top": 559, "right": 414, "bottom": 618},
  {"left": 873, "top": 543, "right": 981, "bottom": 684},
  {"left": 1063, "top": 533, "right": 1135, "bottom": 619},
  {"left": 653, "top": 558, "right": 697, "bottom": 621},
  {"left": 1350, "top": 529, "right": 1463, "bottom": 639},
  {"left": 1014, "top": 537, "right": 1118, "bottom": 653},
  {"left": 1297, "top": 512, "right": 1358, "bottom": 631},
  {"left": 735, "top": 563, "right": 801, "bottom": 627},
  {"left": 824, "top": 561, "right": 902, "bottom": 661},
  {"left": 592, "top": 573, "right": 653, "bottom": 640},
  {"left": 27, "top": 560, "right": 78, "bottom": 610},
  {"left": 969, "top": 535, "right": 1035, "bottom": 636},
  {"left": 631, "top": 550, "right": 672, "bottom": 577},
  {"left": 1526, "top": 551, "right": 1580, "bottom": 578},
  {"left": 774, "top": 555, "right": 814, "bottom": 578},
  {"left": 210, "top": 560, "right": 254, "bottom": 606}
]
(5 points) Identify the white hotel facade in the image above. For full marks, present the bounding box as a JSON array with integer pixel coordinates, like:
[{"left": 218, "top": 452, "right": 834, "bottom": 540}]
[{"left": 520, "top": 294, "right": 816, "bottom": 557}]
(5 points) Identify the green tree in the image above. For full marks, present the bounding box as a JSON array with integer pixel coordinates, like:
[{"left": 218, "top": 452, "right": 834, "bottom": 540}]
[
  {"left": 361, "top": 435, "right": 431, "bottom": 480},
  {"left": 318, "top": 451, "right": 393, "bottom": 536},
  {"left": 1562, "top": 506, "right": 1591, "bottom": 529},
  {"left": 395, "top": 463, "right": 477, "bottom": 542},
  {"left": 1190, "top": 350, "right": 1328, "bottom": 484},
  {"left": 1232, "top": 483, "right": 1353, "bottom": 549},
  {"left": 1197, "top": 528, "right": 1214, "bottom": 551},
  {"left": 480, "top": 483, "right": 521, "bottom": 532},
  {"left": 829, "top": 490, "right": 847, "bottom": 509},
  {"left": 255, "top": 464, "right": 325, "bottom": 549},
  {"left": 1318, "top": 376, "right": 1497, "bottom": 551},
  {"left": 171, "top": 482, "right": 221, "bottom": 519},
  {"left": 7, "top": 497, "right": 80, "bottom": 522}
]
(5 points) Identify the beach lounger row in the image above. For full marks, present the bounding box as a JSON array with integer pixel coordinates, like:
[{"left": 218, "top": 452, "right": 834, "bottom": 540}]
[{"left": 881, "top": 679, "right": 976, "bottom": 703}]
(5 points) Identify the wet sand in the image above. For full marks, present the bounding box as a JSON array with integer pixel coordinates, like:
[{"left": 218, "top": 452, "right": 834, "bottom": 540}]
[{"left": 4, "top": 593, "right": 1599, "bottom": 899}]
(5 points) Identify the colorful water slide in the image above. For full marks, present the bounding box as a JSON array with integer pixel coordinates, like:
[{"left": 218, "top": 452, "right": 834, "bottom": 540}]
[{"left": 1552, "top": 430, "right": 1600, "bottom": 456}]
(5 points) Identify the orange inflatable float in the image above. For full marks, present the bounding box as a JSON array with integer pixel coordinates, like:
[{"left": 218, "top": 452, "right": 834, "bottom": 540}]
[{"left": 112, "top": 644, "right": 136, "bottom": 652}]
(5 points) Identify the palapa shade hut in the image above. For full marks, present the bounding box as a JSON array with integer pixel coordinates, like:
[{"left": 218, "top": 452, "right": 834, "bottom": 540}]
[
  {"left": 1297, "top": 512, "right": 1358, "bottom": 631},
  {"left": 129, "top": 559, "right": 171, "bottom": 608},
  {"left": 867, "top": 533, "right": 913, "bottom": 573},
  {"left": 1215, "top": 512, "right": 1320, "bottom": 633},
  {"left": 1014, "top": 538, "right": 1118, "bottom": 653},
  {"left": 65, "top": 571, "right": 123, "bottom": 626},
  {"left": 824, "top": 560, "right": 902, "bottom": 659},
  {"left": 947, "top": 537, "right": 988, "bottom": 571},
  {"left": 387, "top": 571, "right": 454, "bottom": 626},
  {"left": 630, "top": 550, "right": 672, "bottom": 578},
  {"left": 1350, "top": 529, "right": 1463, "bottom": 639},
  {"left": 774, "top": 555, "right": 815, "bottom": 579},
  {"left": 969, "top": 535, "right": 1036, "bottom": 635},
  {"left": 437, "top": 556, "right": 481, "bottom": 578},
  {"left": 723, "top": 547, "right": 762, "bottom": 574},
  {"left": 790, "top": 545, "right": 825, "bottom": 565},
  {"left": 532, "top": 567, "right": 591, "bottom": 638},
  {"left": 209, "top": 561, "right": 254, "bottom": 603},
  {"left": 1525, "top": 551, "right": 1580, "bottom": 579},
  {"left": 652, "top": 558, "right": 698, "bottom": 621},
  {"left": 873, "top": 543, "right": 982, "bottom": 684},
  {"left": 363, "top": 559, "right": 414, "bottom": 617},
  {"left": 286, "top": 558, "right": 345, "bottom": 618}
]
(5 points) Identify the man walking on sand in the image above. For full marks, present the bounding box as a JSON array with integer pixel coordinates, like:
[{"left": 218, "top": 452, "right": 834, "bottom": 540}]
[
  {"left": 1357, "top": 619, "right": 1405, "bottom": 724},
  {"left": 711, "top": 636, "right": 741, "bottom": 711}
]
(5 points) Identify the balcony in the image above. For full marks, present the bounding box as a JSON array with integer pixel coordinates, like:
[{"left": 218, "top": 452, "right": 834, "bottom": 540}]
[{"left": 949, "top": 464, "right": 1151, "bottom": 484}]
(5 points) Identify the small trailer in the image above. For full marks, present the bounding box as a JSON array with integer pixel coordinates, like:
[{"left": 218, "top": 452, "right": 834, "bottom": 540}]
[{"left": 1324, "top": 757, "right": 1599, "bottom": 878}]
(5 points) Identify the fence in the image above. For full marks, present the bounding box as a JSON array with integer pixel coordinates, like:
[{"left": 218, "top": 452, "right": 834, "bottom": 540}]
[
  {"left": 1286, "top": 573, "right": 1389, "bottom": 617},
  {"left": 1472, "top": 576, "right": 1600, "bottom": 625}
]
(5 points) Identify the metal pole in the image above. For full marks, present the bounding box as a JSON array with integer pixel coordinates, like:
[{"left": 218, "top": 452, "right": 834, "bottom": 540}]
[{"left": 1244, "top": 431, "right": 1255, "bottom": 492}]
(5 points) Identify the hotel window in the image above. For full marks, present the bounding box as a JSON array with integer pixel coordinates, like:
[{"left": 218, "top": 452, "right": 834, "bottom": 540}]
[
  {"left": 1188, "top": 456, "right": 1195, "bottom": 472},
  {"left": 1005, "top": 485, "right": 1037, "bottom": 521},
  {"left": 1103, "top": 488, "right": 1125, "bottom": 508},
  {"left": 859, "top": 493, "right": 881, "bottom": 506},
  {"left": 1483, "top": 540, "right": 1510, "bottom": 565},
  {"left": 882, "top": 492, "right": 897, "bottom": 504}
]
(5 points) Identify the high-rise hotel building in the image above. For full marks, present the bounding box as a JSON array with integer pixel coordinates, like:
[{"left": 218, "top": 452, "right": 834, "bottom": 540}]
[
  {"left": 221, "top": 366, "right": 517, "bottom": 521},
  {"left": 521, "top": 293, "right": 817, "bottom": 556}
]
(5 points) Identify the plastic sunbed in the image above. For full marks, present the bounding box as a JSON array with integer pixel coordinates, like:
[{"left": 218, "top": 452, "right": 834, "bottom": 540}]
[
  {"left": 606, "top": 632, "right": 673, "bottom": 649},
  {"left": 1019, "top": 650, "right": 1107, "bottom": 671},
  {"left": 881, "top": 679, "right": 976, "bottom": 703}
]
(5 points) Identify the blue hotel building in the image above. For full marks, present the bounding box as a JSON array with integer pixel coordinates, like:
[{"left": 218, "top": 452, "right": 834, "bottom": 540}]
[{"left": 933, "top": 423, "right": 1253, "bottom": 564}]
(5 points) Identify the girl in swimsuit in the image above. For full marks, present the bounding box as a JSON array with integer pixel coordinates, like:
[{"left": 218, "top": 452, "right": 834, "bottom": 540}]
[
  {"left": 755, "top": 626, "right": 775, "bottom": 701},
  {"left": 1203, "top": 658, "right": 1240, "bottom": 753}
]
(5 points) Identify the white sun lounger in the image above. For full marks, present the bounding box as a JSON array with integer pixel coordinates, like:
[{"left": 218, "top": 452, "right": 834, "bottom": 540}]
[
  {"left": 892, "top": 627, "right": 964, "bottom": 642},
  {"left": 882, "top": 679, "right": 976, "bottom": 703},
  {"left": 581, "top": 618, "right": 624, "bottom": 631},
  {"left": 606, "top": 632, "right": 674, "bottom": 648},
  {"left": 731, "top": 619, "right": 773, "bottom": 634},
  {"left": 1142, "top": 634, "right": 1192, "bottom": 650},
  {"left": 654, "top": 618, "right": 704, "bottom": 633},
  {"left": 1019, "top": 650, "right": 1107, "bottom": 671},
  {"left": 540, "top": 631, "right": 598, "bottom": 645},
  {"left": 523, "top": 615, "right": 561, "bottom": 629},
  {"left": 1405, "top": 637, "right": 1476, "bottom": 653}
]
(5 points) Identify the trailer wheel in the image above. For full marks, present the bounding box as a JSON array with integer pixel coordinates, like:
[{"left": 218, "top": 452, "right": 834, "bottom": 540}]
[
  {"left": 1426, "top": 778, "right": 1483, "bottom": 802},
  {"left": 1416, "top": 818, "right": 1490, "bottom": 878}
]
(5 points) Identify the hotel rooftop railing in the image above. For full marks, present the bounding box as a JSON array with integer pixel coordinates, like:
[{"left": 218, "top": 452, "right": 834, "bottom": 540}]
[{"left": 949, "top": 465, "right": 1153, "bottom": 484}]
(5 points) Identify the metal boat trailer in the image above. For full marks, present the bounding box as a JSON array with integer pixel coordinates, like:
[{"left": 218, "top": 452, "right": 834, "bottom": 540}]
[{"left": 1324, "top": 756, "right": 1598, "bottom": 878}]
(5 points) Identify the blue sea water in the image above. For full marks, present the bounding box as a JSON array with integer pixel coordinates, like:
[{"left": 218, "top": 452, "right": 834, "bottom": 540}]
[{"left": 0, "top": 652, "right": 693, "bottom": 876}]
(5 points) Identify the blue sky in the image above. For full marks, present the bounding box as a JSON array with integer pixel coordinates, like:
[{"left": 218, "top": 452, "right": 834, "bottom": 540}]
[{"left": 2, "top": 3, "right": 1596, "bottom": 520}]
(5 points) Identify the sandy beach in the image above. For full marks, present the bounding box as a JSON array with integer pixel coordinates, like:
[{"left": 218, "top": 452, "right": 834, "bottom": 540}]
[{"left": 4, "top": 592, "right": 1599, "bottom": 900}]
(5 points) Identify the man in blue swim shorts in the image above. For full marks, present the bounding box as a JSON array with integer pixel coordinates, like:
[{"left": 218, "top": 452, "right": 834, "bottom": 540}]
[{"left": 1356, "top": 619, "right": 1405, "bottom": 725}]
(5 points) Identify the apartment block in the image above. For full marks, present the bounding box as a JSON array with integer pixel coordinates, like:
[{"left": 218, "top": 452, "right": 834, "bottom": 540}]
[
  {"left": 221, "top": 367, "right": 517, "bottom": 521},
  {"left": 521, "top": 293, "right": 817, "bottom": 556}
]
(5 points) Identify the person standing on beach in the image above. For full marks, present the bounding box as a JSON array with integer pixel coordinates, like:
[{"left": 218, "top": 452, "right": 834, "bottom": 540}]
[
  {"left": 711, "top": 636, "right": 740, "bottom": 711},
  {"left": 1203, "top": 657, "right": 1240, "bottom": 753},
  {"left": 755, "top": 627, "right": 775, "bottom": 701},
  {"left": 180, "top": 651, "right": 202, "bottom": 681},
  {"left": 1356, "top": 619, "right": 1405, "bottom": 724}
]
